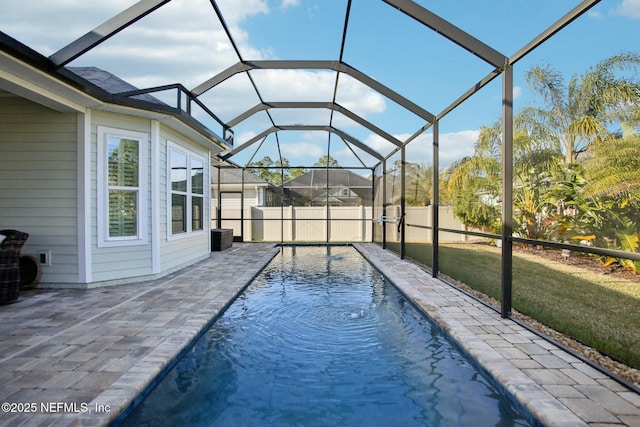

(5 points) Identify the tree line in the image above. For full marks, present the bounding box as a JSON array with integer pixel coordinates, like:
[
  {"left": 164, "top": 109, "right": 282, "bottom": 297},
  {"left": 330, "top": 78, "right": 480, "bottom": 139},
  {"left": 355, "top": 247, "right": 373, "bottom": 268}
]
[
  {"left": 439, "top": 52, "right": 640, "bottom": 272},
  {"left": 247, "top": 155, "right": 340, "bottom": 185},
  {"left": 242, "top": 53, "right": 640, "bottom": 271}
]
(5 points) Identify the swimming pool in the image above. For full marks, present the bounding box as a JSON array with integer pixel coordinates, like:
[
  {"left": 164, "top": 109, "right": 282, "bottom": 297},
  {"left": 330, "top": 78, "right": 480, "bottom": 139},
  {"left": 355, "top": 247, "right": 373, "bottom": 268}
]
[{"left": 119, "top": 245, "right": 534, "bottom": 426}]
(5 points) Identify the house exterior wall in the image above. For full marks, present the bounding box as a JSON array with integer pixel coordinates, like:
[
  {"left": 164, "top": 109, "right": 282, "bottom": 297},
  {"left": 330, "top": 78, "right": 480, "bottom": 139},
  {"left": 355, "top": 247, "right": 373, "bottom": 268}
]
[
  {"left": 0, "top": 98, "right": 216, "bottom": 288},
  {"left": 212, "top": 185, "right": 261, "bottom": 239},
  {"left": 87, "top": 112, "right": 211, "bottom": 284},
  {"left": 159, "top": 125, "right": 210, "bottom": 272},
  {"left": 0, "top": 95, "right": 79, "bottom": 283},
  {"left": 89, "top": 111, "right": 154, "bottom": 283},
  {"left": 212, "top": 185, "right": 260, "bottom": 209}
]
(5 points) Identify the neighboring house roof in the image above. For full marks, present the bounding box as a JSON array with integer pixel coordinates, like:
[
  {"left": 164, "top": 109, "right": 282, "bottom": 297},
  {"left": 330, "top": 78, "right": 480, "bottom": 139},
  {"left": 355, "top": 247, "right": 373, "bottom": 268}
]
[
  {"left": 284, "top": 169, "right": 372, "bottom": 205},
  {"left": 68, "top": 67, "right": 166, "bottom": 105},
  {"left": 211, "top": 168, "right": 269, "bottom": 186},
  {"left": 311, "top": 193, "right": 344, "bottom": 205},
  {"left": 284, "top": 169, "right": 371, "bottom": 188}
]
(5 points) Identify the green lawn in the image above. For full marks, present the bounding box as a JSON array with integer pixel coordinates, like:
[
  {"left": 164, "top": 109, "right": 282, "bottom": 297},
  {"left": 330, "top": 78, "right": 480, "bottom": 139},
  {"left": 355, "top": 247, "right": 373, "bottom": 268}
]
[{"left": 385, "top": 241, "right": 640, "bottom": 370}]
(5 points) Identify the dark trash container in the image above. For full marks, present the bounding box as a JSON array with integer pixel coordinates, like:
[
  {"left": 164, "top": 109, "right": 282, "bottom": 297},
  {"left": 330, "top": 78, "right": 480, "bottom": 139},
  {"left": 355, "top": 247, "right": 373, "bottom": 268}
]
[
  {"left": 211, "top": 228, "right": 233, "bottom": 251},
  {"left": 20, "top": 255, "right": 42, "bottom": 289},
  {"left": 0, "top": 230, "right": 30, "bottom": 305}
]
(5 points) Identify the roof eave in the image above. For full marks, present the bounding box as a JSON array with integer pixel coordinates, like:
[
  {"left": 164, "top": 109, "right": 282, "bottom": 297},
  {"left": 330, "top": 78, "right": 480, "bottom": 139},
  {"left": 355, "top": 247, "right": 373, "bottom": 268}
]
[{"left": 0, "top": 32, "right": 229, "bottom": 152}]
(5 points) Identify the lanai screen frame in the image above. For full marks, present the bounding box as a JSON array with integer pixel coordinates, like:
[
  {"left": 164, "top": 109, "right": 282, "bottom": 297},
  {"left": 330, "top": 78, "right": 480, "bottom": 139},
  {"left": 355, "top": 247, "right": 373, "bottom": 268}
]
[
  {"left": 4, "top": 0, "right": 637, "bottom": 319},
  {"left": 212, "top": 163, "right": 375, "bottom": 244},
  {"left": 211, "top": 0, "right": 620, "bottom": 318}
]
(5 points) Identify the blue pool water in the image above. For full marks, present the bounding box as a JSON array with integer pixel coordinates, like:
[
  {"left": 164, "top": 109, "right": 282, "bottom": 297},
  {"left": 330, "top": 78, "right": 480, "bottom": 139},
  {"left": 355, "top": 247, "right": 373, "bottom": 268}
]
[{"left": 120, "top": 246, "right": 533, "bottom": 426}]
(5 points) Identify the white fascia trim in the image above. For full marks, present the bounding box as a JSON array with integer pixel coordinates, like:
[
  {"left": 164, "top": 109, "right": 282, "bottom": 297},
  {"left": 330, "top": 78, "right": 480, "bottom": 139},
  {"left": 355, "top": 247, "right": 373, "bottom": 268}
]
[
  {"left": 0, "top": 52, "right": 99, "bottom": 112},
  {"left": 77, "top": 110, "right": 92, "bottom": 283},
  {"left": 151, "top": 120, "right": 161, "bottom": 274}
]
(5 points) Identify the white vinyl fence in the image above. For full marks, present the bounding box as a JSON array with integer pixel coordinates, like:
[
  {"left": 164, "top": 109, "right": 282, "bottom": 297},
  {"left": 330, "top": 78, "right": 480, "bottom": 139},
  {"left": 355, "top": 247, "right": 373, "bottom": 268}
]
[{"left": 214, "top": 205, "right": 476, "bottom": 243}]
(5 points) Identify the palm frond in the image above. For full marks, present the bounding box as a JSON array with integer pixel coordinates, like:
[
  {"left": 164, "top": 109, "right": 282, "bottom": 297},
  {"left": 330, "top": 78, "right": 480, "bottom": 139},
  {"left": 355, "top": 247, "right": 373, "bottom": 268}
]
[
  {"left": 525, "top": 65, "right": 567, "bottom": 109},
  {"left": 583, "top": 136, "right": 640, "bottom": 199}
]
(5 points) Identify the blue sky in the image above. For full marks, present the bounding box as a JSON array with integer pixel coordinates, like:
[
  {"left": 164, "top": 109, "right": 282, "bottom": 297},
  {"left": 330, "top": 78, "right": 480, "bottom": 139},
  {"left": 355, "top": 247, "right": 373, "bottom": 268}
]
[{"left": 1, "top": 0, "right": 639, "bottom": 169}]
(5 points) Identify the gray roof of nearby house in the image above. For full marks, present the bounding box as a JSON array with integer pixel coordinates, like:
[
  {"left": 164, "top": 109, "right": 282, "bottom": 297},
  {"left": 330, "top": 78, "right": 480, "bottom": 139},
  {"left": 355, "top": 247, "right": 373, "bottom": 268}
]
[
  {"left": 68, "top": 67, "right": 166, "bottom": 105},
  {"left": 211, "top": 168, "right": 269, "bottom": 186},
  {"left": 283, "top": 169, "right": 371, "bottom": 188}
]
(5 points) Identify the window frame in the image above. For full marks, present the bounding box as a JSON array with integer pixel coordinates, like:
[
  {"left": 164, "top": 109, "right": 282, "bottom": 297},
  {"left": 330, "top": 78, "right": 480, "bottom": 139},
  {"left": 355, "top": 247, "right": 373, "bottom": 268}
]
[
  {"left": 167, "top": 142, "right": 207, "bottom": 239},
  {"left": 97, "top": 126, "right": 149, "bottom": 248}
]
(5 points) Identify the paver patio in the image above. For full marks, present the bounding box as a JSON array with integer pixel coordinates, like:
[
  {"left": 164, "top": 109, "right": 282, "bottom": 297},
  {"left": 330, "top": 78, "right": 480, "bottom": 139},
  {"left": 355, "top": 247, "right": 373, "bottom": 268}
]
[{"left": 0, "top": 243, "right": 638, "bottom": 426}]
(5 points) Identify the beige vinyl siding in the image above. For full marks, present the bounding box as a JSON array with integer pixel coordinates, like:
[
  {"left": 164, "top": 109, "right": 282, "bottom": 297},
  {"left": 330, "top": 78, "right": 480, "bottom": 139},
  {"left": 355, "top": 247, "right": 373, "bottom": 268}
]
[
  {"left": 90, "top": 111, "right": 153, "bottom": 281},
  {"left": 220, "top": 192, "right": 242, "bottom": 209},
  {"left": 0, "top": 95, "right": 79, "bottom": 283},
  {"left": 90, "top": 246, "right": 153, "bottom": 282},
  {"left": 212, "top": 185, "right": 264, "bottom": 239},
  {"left": 218, "top": 192, "right": 242, "bottom": 236},
  {"left": 159, "top": 126, "right": 210, "bottom": 271},
  {"left": 212, "top": 188, "right": 243, "bottom": 211}
]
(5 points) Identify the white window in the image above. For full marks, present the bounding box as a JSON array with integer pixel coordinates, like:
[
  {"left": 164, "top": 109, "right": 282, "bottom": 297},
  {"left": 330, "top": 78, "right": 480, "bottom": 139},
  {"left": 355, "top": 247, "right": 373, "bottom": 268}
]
[
  {"left": 169, "top": 144, "right": 206, "bottom": 236},
  {"left": 97, "top": 127, "right": 148, "bottom": 247},
  {"left": 257, "top": 187, "right": 265, "bottom": 206}
]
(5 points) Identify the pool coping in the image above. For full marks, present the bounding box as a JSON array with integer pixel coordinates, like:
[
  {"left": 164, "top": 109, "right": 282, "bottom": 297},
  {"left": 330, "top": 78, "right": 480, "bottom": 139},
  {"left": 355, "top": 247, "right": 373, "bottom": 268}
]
[
  {"left": 0, "top": 243, "right": 281, "bottom": 426},
  {"left": 354, "top": 243, "right": 640, "bottom": 427},
  {"left": 0, "top": 242, "right": 638, "bottom": 426}
]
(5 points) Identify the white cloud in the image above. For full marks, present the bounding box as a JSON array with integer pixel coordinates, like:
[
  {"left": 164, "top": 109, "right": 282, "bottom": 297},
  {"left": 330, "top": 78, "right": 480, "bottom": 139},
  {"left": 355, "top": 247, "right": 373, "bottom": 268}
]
[
  {"left": 358, "top": 129, "right": 478, "bottom": 168},
  {"left": 281, "top": 0, "right": 300, "bottom": 8},
  {"left": 216, "top": 0, "right": 269, "bottom": 24},
  {"left": 1, "top": 0, "right": 387, "bottom": 141},
  {"left": 2, "top": 0, "right": 459, "bottom": 169},
  {"left": 246, "top": 69, "right": 387, "bottom": 121},
  {"left": 362, "top": 134, "right": 398, "bottom": 157},
  {"left": 227, "top": 127, "right": 480, "bottom": 168},
  {"left": 235, "top": 130, "right": 259, "bottom": 145},
  {"left": 281, "top": 141, "right": 324, "bottom": 160},
  {"left": 329, "top": 146, "right": 378, "bottom": 167},
  {"left": 611, "top": 0, "right": 640, "bottom": 19},
  {"left": 513, "top": 86, "right": 522, "bottom": 100},
  {"left": 493, "top": 85, "right": 521, "bottom": 102},
  {"left": 336, "top": 75, "right": 387, "bottom": 115},
  {"left": 1, "top": 0, "right": 269, "bottom": 89},
  {"left": 0, "top": 1, "right": 135, "bottom": 54},
  {"left": 389, "top": 130, "right": 479, "bottom": 169},
  {"left": 251, "top": 69, "right": 336, "bottom": 101},
  {"left": 436, "top": 130, "right": 479, "bottom": 167},
  {"left": 587, "top": 10, "right": 603, "bottom": 19}
]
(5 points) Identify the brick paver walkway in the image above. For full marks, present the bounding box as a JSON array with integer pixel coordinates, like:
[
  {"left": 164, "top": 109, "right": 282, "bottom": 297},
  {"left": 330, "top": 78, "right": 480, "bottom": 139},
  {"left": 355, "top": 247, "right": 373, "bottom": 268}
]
[
  {"left": 0, "top": 243, "right": 638, "bottom": 426},
  {"left": 355, "top": 243, "right": 640, "bottom": 427},
  {"left": 0, "top": 243, "right": 280, "bottom": 426}
]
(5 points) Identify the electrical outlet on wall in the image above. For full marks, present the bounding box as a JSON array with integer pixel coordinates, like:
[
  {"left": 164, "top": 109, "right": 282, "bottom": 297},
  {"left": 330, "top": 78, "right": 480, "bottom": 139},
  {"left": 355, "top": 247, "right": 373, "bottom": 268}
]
[{"left": 38, "top": 250, "right": 52, "bottom": 266}]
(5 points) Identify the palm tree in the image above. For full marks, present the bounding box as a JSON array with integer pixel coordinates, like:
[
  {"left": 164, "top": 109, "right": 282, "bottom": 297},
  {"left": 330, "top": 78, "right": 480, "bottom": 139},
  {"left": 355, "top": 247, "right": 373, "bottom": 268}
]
[
  {"left": 442, "top": 118, "right": 568, "bottom": 236},
  {"left": 405, "top": 162, "right": 433, "bottom": 206},
  {"left": 443, "top": 53, "right": 640, "bottom": 239},
  {"left": 582, "top": 130, "right": 640, "bottom": 203},
  {"left": 441, "top": 124, "right": 502, "bottom": 231},
  {"left": 512, "top": 148, "right": 564, "bottom": 239},
  {"left": 566, "top": 131, "right": 640, "bottom": 269},
  {"left": 519, "top": 52, "right": 640, "bottom": 164}
]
